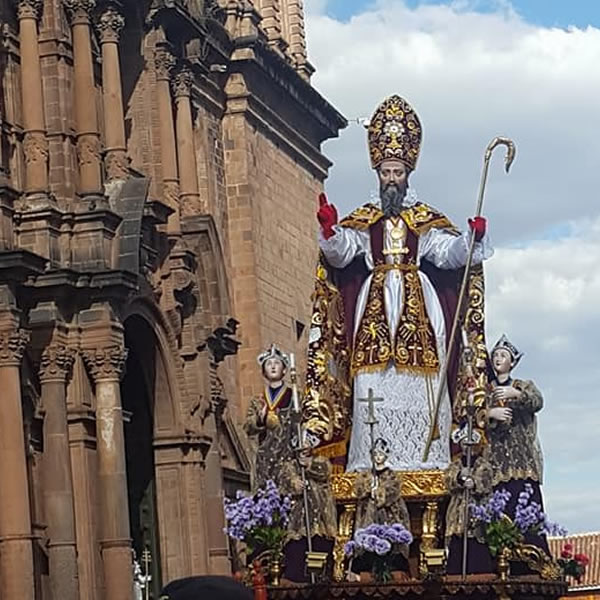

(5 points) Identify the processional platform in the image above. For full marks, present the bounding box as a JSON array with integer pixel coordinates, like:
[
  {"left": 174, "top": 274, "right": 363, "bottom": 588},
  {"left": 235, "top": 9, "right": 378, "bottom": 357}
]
[
  {"left": 267, "top": 578, "right": 568, "bottom": 600},
  {"left": 330, "top": 470, "right": 448, "bottom": 580}
]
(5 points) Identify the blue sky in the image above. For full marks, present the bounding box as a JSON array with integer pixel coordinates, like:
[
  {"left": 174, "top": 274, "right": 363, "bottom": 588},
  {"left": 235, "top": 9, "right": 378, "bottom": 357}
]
[{"left": 325, "top": 0, "right": 600, "bottom": 28}]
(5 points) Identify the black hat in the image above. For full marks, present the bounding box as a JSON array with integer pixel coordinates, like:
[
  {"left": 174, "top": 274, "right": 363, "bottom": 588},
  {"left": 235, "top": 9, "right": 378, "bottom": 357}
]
[{"left": 159, "top": 576, "right": 253, "bottom": 600}]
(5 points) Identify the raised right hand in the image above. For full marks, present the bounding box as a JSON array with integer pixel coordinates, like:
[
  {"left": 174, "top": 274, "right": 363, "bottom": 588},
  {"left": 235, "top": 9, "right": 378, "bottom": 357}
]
[
  {"left": 317, "top": 193, "right": 338, "bottom": 240},
  {"left": 488, "top": 406, "right": 513, "bottom": 423}
]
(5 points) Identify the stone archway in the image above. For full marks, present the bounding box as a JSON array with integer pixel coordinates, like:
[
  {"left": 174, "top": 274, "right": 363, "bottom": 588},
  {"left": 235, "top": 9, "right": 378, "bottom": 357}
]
[
  {"left": 121, "top": 301, "right": 211, "bottom": 585},
  {"left": 122, "top": 314, "right": 163, "bottom": 598}
]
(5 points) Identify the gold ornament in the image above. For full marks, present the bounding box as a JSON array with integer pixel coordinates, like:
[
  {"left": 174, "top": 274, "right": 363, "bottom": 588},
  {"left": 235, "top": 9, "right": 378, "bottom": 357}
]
[
  {"left": 368, "top": 95, "right": 422, "bottom": 171},
  {"left": 266, "top": 411, "right": 280, "bottom": 430}
]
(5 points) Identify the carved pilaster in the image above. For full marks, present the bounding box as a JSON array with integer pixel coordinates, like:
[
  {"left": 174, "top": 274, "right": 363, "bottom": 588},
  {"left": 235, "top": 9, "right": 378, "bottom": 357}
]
[
  {"left": 81, "top": 346, "right": 128, "bottom": 382},
  {"left": 39, "top": 344, "right": 76, "bottom": 383},
  {"left": 23, "top": 131, "right": 49, "bottom": 166},
  {"left": 0, "top": 329, "right": 30, "bottom": 366},
  {"left": 164, "top": 180, "right": 180, "bottom": 207},
  {"left": 16, "top": 0, "right": 44, "bottom": 21},
  {"left": 63, "top": 0, "right": 95, "bottom": 24},
  {"left": 172, "top": 66, "right": 192, "bottom": 99},
  {"left": 105, "top": 151, "right": 129, "bottom": 182},
  {"left": 76, "top": 136, "right": 102, "bottom": 169},
  {"left": 96, "top": 6, "right": 124, "bottom": 44},
  {"left": 154, "top": 44, "right": 176, "bottom": 82}
]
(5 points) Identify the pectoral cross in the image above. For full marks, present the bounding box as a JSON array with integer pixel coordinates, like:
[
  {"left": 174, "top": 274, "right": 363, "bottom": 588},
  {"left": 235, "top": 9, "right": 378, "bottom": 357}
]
[{"left": 358, "top": 388, "right": 384, "bottom": 493}]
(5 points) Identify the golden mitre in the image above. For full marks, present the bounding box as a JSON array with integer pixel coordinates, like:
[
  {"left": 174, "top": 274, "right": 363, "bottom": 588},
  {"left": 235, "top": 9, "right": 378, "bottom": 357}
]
[{"left": 368, "top": 95, "right": 422, "bottom": 171}]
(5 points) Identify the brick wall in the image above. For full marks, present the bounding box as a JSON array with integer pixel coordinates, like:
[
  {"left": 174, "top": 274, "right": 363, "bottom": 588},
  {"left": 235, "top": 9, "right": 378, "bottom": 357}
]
[{"left": 223, "top": 113, "right": 321, "bottom": 414}]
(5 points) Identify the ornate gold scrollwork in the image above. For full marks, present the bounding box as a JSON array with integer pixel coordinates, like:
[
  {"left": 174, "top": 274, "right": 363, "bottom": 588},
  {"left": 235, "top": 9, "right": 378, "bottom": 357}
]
[{"left": 511, "top": 543, "right": 562, "bottom": 580}]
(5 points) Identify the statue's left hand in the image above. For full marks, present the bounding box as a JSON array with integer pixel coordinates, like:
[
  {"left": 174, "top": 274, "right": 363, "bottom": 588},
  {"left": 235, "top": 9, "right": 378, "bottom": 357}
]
[
  {"left": 468, "top": 216, "right": 487, "bottom": 242},
  {"left": 492, "top": 386, "right": 521, "bottom": 403}
]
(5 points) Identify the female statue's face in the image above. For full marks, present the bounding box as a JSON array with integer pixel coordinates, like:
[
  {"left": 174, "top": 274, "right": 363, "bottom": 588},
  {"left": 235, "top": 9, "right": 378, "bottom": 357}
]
[
  {"left": 263, "top": 357, "right": 285, "bottom": 382},
  {"left": 492, "top": 348, "right": 513, "bottom": 375}
]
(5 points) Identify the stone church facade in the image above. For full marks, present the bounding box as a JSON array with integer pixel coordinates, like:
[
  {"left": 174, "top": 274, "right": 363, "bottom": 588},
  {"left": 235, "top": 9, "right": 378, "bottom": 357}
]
[{"left": 0, "top": 0, "right": 344, "bottom": 598}]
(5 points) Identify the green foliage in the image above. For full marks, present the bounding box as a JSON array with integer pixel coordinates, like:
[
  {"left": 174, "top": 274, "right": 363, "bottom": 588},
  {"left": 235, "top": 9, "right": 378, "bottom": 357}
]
[{"left": 482, "top": 515, "right": 523, "bottom": 556}]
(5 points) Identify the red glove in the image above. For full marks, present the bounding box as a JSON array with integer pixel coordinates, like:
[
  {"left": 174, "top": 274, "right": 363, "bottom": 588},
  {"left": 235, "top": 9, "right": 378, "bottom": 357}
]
[
  {"left": 468, "top": 217, "right": 487, "bottom": 242},
  {"left": 317, "top": 193, "right": 338, "bottom": 240}
]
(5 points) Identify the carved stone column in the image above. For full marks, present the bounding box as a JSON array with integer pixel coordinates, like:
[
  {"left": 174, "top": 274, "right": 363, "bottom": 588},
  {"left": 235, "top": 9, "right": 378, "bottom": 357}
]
[
  {"left": 39, "top": 344, "right": 80, "bottom": 600},
  {"left": 173, "top": 65, "right": 201, "bottom": 216},
  {"left": 154, "top": 42, "right": 181, "bottom": 233},
  {"left": 0, "top": 326, "right": 35, "bottom": 600},
  {"left": 64, "top": 0, "right": 103, "bottom": 199},
  {"left": 82, "top": 345, "right": 133, "bottom": 600},
  {"left": 97, "top": 6, "right": 129, "bottom": 185},
  {"left": 16, "top": 0, "right": 49, "bottom": 197}
]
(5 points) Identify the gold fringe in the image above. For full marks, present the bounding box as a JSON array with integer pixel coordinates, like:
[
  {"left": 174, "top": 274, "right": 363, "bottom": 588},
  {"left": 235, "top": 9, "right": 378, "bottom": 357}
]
[{"left": 352, "top": 359, "right": 440, "bottom": 379}]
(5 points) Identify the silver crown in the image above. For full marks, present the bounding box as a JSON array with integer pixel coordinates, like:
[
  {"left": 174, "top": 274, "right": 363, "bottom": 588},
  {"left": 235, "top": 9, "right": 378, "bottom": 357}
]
[
  {"left": 492, "top": 334, "right": 524, "bottom": 366},
  {"left": 257, "top": 343, "right": 290, "bottom": 369}
]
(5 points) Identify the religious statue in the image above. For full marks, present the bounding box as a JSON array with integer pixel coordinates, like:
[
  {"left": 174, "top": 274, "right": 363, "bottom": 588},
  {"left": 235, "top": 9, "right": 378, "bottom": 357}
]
[
  {"left": 353, "top": 438, "right": 411, "bottom": 574},
  {"left": 280, "top": 431, "right": 338, "bottom": 583},
  {"left": 486, "top": 334, "right": 550, "bottom": 569},
  {"left": 244, "top": 344, "right": 295, "bottom": 490},
  {"left": 444, "top": 454, "right": 494, "bottom": 575},
  {"left": 305, "top": 94, "right": 493, "bottom": 471}
]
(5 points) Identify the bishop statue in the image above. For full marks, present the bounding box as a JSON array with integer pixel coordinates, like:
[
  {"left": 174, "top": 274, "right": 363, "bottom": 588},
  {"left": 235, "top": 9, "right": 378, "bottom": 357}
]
[{"left": 304, "top": 95, "right": 493, "bottom": 472}]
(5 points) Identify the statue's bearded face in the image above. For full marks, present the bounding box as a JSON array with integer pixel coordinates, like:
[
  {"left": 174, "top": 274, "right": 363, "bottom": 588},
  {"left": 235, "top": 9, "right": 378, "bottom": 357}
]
[{"left": 378, "top": 159, "right": 409, "bottom": 217}]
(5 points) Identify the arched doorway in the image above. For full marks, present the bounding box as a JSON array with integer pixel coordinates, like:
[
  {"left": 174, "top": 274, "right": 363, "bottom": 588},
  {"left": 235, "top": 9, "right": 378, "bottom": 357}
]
[{"left": 122, "top": 315, "right": 163, "bottom": 599}]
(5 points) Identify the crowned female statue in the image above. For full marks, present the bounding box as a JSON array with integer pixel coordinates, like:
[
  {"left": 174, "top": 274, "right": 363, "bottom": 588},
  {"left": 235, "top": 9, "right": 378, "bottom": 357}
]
[
  {"left": 487, "top": 334, "right": 550, "bottom": 568},
  {"left": 304, "top": 95, "right": 493, "bottom": 472},
  {"left": 244, "top": 344, "right": 295, "bottom": 490}
]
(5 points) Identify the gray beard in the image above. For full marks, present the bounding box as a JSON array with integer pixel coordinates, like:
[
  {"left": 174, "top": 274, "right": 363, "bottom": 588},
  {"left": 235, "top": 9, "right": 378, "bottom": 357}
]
[{"left": 380, "top": 184, "right": 407, "bottom": 218}]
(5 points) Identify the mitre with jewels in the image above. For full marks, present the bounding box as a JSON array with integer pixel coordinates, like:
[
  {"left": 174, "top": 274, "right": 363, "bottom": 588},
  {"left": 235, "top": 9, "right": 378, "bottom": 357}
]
[{"left": 367, "top": 94, "right": 422, "bottom": 172}]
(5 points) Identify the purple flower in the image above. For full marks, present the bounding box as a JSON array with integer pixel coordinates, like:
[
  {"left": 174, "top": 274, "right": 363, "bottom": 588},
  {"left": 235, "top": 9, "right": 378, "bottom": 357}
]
[
  {"left": 374, "top": 538, "right": 392, "bottom": 556},
  {"left": 346, "top": 523, "right": 412, "bottom": 558},
  {"left": 222, "top": 480, "right": 291, "bottom": 542},
  {"left": 344, "top": 541, "right": 357, "bottom": 556}
]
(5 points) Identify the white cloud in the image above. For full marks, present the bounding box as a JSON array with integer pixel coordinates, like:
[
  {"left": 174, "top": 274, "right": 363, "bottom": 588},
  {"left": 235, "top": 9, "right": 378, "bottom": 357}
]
[
  {"left": 306, "top": 1, "right": 600, "bottom": 533},
  {"left": 485, "top": 218, "right": 600, "bottom": 533},
  {"left": 306, "top": 0, "right": 600, "bottom": 243}
]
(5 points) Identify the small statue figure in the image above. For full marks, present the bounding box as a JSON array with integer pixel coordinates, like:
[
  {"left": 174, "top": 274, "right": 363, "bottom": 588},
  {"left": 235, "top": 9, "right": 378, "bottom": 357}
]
[
  {"left": 487, "top": 334, "right": 549, "bottom": 569},
  {"left": 444, "top": 455, "right": 494, "bottom": 575},
  {"left": 353, "top": 439, "right": 411, "bottom": 576},
  {"left": 244, "top": 344, "right": 295, "bottom": 491},
  {"left": 445, "top": 334, "right": 495, "bottom": 575},
  {"left": 280, "top": 431, "right": 338, "bottom": 583}
]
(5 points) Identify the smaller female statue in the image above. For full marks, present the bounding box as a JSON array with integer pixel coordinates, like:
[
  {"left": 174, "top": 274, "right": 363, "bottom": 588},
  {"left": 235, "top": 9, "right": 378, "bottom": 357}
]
[
  {"left": 244, "top": 344, "right": 295, "bottom": 490},
  {"left": 486, "top": 334, "right": 549, "bottom": 569},
  {"left": 353, "top": 438, "right": 411, "bottom": 576},
  {"left": 279, "top": 431, "right": 338, "bottom": 583}
]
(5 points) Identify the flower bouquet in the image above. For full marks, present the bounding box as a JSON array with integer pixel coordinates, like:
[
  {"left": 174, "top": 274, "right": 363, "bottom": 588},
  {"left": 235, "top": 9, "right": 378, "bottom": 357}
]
[
  {"left": 558, "top": 543, "right": 589, "bottom": 583},
  {"left": 224, "top": 480, "right": 291, "bottom": 583},
  {"left": 470, "top": 484, "right": 566, "bottom": 578},
  {"left": 344, "top": 523, "right": 413, "bottom": 583}
]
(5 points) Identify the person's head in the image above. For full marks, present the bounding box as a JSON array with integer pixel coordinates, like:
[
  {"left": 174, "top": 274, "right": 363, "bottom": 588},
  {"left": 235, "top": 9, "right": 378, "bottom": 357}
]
[
  {"left": 257, "top": 344, "right": 289, "bottom": 384},
  {"left": 373, "top": 438, "right": 390, "bottom": 471},
  {"left": 159, "top": 576, "right": 253, "bottom": 600},
  {"left": 491, "top": 334, "right": 523, "bottom": 376},
  {"left": 378, "top": 159, "right": 409, "bottom": 217}
]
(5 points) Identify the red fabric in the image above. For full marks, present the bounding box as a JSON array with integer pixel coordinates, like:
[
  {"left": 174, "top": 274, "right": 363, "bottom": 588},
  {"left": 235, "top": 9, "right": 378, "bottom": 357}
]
[
  {"left": 468, "top": 216, "right": 486, "bottom": 242},
  {"left": 317, "top": 193, "right": 338, "bottom": 240}
]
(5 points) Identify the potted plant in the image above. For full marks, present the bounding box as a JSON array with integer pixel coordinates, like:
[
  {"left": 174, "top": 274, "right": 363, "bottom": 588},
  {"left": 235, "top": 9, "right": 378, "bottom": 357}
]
[
  {"left": 470, "top": 483, "right": 565, "bottom": 579},
  {"left": 344, "top": 523, "right": 413, "bottom": 584},
  {"left": 558, "top": 543, "right": 589, "bottom": 583},
  {"left": 224, "top": 480, "right": 292, "bottom": 585}
]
